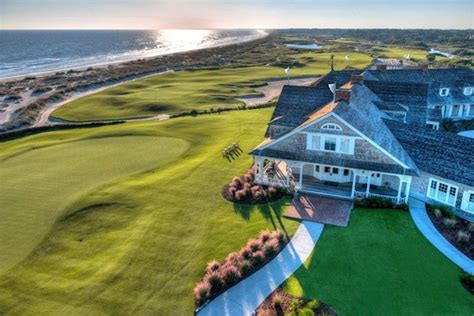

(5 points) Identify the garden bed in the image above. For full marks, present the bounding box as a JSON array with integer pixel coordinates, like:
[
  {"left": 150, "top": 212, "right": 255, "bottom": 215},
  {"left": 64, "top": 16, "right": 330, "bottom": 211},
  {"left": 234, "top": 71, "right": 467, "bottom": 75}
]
[
  {"left": 256, "top": 287, "right": 337, "bottom": 316},
  {"left": 426, "top": 204, "right": 473, "bottom": 260},
  {"left": 221, "top": 168, "right": 287, "bottom": 205},
  {"left": 194, "top": 230, "right": 290, "bottom": 310}
]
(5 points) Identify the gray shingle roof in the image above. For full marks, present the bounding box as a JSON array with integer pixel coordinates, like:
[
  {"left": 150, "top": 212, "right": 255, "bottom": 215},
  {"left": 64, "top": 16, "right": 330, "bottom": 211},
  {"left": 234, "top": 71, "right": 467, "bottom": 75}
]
[
  {"left": 385, "top": 119, "right": 474, "bottom": 186},
  {"left": 364, "top": 80, "right": 429, "bottom": 125},
  {"left": 373, "top": 101, "right": 407, "bottom": 112}
]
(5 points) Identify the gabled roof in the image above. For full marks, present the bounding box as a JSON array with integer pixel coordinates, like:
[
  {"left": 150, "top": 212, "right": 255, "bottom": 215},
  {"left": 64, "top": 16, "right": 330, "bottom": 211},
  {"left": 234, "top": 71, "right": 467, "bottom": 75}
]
[
  {"left": 364, "top": 68, "right": 474, "bottom": 86},
  {"left": 373, "top": 101, "right": 408, "bottom": 113},
  {"left": 364, "top": 80, "right": 429, "bottom": 125},
  {"left": 364, "top": 68, "right": 474, "bottom": 106},
  {"left": 267, "top": 70, "right": 363, "bottom": 131},
  {"left": 385, "top": 119, "right": 474, "bottom": 187}
]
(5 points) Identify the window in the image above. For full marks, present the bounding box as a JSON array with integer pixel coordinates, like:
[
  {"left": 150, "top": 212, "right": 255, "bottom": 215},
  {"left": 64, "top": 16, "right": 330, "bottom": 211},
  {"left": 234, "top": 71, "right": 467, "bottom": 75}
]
[
  {"left": 340, "top": 138, "right": 350, "bottom": 153},
  {"left": 321, "top": 123, "right": 342, "bottom": 131},
  {"left": 324, "top": 166, "right": 331, "bottom": 173},
  {"left": 427, "top": 178, "right": 458, "bottom": 206},
  {"left": 315, "top": 165, "right": 320, "bottom": 172},
  {"left": 306, "top": 133, "right": 355, "bottom": 154},
  {"left": 439, "top": 88, "right": 450, "bottom": 97},
  {"left": 333, "top": 168, "right": 339, "bottom": 174},
  {"left": 343, "top": 169, "right": 350, "bottom": 176},
  {"left": 463, "top": 87, "right": 472, "bottom": 96},
  {"left": 324, "top": 137, "right": 337, "bottom": 151},
  {"left": 462, "top": 192, "right": 474, "bottom": 214}
]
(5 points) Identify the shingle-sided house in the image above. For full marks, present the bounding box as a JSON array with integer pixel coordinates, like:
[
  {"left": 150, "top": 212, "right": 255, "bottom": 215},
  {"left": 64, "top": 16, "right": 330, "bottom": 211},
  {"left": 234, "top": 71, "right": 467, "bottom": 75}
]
[{"left": 251, "top": 68, "right": 474, "bottom": 221}]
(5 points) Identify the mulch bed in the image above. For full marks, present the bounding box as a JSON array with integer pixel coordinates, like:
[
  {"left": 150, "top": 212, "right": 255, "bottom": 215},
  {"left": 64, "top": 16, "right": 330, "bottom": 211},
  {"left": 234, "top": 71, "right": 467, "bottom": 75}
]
[
  {"left": 221, "top": 184, "right": 286, "bottom": 205},
  {"left": 426, "top": 206, "right": 473, "bottom": 260},
  {"left": 256, "top": 287, "right": 337, "bottom": 316},
  {"left": 460, "top": 275, "right": 474, "bottom": 294}
]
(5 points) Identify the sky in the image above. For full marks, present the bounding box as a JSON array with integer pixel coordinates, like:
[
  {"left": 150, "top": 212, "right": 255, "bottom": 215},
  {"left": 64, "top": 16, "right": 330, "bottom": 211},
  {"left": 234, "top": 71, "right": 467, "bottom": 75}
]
[{"left": 0, "top": 0, "right": 473, "bottom": 29}]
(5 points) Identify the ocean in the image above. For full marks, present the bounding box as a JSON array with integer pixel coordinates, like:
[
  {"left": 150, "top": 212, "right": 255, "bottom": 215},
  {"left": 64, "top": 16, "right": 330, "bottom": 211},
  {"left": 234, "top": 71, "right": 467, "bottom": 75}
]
[{"left": 0, "top": 29, "right": 266, "bottom": 79}]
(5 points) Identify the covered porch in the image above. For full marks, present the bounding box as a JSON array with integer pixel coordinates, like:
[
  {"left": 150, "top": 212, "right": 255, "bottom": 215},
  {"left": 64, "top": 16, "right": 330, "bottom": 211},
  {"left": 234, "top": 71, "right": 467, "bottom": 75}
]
[{"left": 253, "top": 156, "right": 412, "bottom": 204}]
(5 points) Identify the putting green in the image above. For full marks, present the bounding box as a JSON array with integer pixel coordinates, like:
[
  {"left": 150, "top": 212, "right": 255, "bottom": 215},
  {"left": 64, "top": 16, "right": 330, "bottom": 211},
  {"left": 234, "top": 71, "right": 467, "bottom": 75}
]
[{"left": 0, "top": 135, "right": 189, "bottom": 274}]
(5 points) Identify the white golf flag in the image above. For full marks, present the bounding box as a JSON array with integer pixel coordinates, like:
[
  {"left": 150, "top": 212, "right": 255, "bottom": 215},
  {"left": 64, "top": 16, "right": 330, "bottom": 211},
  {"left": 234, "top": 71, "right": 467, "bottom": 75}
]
[
  {"left": 328, "top": 83, "right": 336, "bottom": 93},
  {"left": 345, "top": 55, "right": 350, "bottom": 61},
  {"left": 284, "top": 67, "right": 290, "bottom": 75}
]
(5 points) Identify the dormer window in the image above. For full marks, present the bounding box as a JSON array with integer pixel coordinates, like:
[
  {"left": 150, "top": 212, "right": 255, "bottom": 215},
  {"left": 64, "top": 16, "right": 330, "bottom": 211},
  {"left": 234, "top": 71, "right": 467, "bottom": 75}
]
[
  {"left": 463, "top": 87, "right": 472, "bottom": 96},
  {"left": 321, "top": 123, "right": 342, "bottom": 131},
  {"left": 439, "top": 88, "right": 450, "bottom": 97}
]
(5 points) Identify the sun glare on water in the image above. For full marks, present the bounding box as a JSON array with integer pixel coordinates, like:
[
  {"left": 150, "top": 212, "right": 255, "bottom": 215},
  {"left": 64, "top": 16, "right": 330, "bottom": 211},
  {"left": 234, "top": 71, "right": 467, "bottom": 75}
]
[{"left": 156, "top": 29, "right": 214, "bottom": 53}]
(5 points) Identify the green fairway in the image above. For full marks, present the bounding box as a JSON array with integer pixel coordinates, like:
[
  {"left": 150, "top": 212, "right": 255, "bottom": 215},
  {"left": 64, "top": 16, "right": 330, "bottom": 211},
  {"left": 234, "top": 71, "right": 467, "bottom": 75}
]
[
  {"left": 0, "top": 109, "right": 299, "bottom": 314},
  {"left": 52, "top": 52, "right": 372, "bottom": 122},
  {"left": 283, "top": 208, "right": 473, "bottom": 315},
  {"left": 0, "top": 135, "right": 189, "bottom": 275}
]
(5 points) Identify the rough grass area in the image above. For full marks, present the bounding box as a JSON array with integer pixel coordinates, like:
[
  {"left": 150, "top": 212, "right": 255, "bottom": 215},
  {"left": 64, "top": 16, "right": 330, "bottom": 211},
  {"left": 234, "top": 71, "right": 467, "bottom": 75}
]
[
  {"left": 0, "top": 109, "right": 299, "bottom": 314},
  {"left": 283, "top": 208, "right": 474, "bottom": 315},
  {"left": 52, "top": 52, "right": 372, "bottom": 122}
]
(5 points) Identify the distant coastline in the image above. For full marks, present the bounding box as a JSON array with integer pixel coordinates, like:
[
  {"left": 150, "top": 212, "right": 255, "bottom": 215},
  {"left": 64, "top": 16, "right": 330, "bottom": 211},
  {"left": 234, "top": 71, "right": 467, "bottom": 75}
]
[
  {"left": 0, "top": 29, "right": 268, "bottom": 80},
  {"left": 0, "top": 32, "right": 271, "bottom": 132}
]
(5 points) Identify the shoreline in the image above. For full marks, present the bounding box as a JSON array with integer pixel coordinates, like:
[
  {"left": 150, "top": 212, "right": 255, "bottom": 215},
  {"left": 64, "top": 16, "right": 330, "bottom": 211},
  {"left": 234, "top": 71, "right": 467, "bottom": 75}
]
[
  {"left": 0, "top": 30, "right": 269, "bottom": 82},
  {"left": 0, "top": 33, "right": 274, "bottom": 133}
]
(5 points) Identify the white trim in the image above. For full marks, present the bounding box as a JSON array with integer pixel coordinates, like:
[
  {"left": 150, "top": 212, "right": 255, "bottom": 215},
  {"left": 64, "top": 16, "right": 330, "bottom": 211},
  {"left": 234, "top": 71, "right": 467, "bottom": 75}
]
[
  {"left": 461, "top": 191, "right": 474, "bottom": 214},
  {"left": 463, "top": 87, "right": 472, "bottom": 96},
  {"left": 256, "top": 112, "right": 411, "bottom": 170},
  {"left": 427, "top": 177, "right": 459, "bottom": 207},
  {"left": 305, "top": 132, "right": 356, "bottom": 154},
  {"left": 321, "top": 123, "right": 342, "bottom": 131},
  {"left": 439, "top": 88, "right": 450, "bottom": 97}
]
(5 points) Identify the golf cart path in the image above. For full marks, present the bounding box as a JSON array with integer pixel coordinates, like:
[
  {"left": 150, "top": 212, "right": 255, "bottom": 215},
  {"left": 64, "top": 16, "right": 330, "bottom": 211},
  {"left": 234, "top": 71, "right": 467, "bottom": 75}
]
[{"left": 197, "top": 221, "right": 324, "bottom": 316}]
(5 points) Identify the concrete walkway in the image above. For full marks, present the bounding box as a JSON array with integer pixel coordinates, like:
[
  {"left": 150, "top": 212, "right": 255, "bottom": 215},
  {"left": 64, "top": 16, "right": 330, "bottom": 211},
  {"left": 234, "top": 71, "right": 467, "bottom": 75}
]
[
  {"left": 409, "top": 198, "right": 474, "bottom": 274},
  {"left": 198, "top": 221, "right": 324, "bottom": 316}
]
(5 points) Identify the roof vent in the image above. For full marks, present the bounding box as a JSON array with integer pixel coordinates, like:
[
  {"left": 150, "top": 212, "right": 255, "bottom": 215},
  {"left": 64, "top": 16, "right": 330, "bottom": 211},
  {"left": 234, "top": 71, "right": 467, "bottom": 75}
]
[
  {"left": 335, "top": 89, "right": 351, "bottom": 102},
  {"left": 350, "top": 74, "right": 364, "bottom": 84}
]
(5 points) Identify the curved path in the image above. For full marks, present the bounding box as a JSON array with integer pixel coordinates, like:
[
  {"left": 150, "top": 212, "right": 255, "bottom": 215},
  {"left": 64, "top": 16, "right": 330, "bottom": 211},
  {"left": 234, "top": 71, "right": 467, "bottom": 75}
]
[
  {"left": 198, "top": 221, "right": 324, "bottom": 316},
  {"left": 409, "top": 198, "right": 474, "bottom": 274}
]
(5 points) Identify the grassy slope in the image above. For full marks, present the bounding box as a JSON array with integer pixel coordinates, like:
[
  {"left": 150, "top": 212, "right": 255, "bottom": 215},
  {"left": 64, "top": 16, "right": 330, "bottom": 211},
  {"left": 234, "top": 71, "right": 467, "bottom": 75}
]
[
  {"left": 0, "top": 135, "right": 189, "bottom": 274},
  {"left": 283, "top": 208, "right": 474, "bottom": 315},
  {"left": 52, "top": 52, "right": 372, "bottom": 122},
  {"left": 0, "top": 109, "right": 299, "bottom": 314}
]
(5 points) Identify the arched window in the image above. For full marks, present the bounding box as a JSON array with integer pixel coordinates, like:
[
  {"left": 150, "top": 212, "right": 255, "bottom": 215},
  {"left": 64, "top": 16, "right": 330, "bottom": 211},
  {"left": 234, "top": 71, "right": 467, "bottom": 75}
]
[{"left": 321, "top": 123, "right": 342, "bottom": 131}]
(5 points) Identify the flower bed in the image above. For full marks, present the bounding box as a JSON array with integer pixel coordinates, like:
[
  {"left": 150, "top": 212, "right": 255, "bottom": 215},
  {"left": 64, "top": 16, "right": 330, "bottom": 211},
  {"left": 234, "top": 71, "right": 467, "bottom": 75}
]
[
  {"left": 426, "top": 204, "right": 473, "bottom": 260},
  {"left": 256, "top": 287, "right": 337, "bottom": 316},
  {"left": 194, "top": 230, "right": 289, "bottom": 309},
  {"left": 221, "top": 168, "right": 286, "bottom": 205}
]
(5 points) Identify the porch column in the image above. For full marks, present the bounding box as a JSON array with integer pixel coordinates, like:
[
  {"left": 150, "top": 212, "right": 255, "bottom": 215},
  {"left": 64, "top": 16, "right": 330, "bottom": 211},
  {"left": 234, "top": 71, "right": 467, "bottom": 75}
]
[
  {"left": 365, "top": 174, "right": 371, "bottom": 197},
  {"left": 351, "top": 172, "right": 357, "bottom": 198},
  {"left": 255, "top": 157, "right": 263, "bottom": 182},
  {"left": 396, "top": 176, "right": 403, "bottom": 204},
  {"left": 404, "top": 177, "right": 412, "bottom": 203},
  {"left": 298, "top": 165, "right": 303, "bottom": 188}
]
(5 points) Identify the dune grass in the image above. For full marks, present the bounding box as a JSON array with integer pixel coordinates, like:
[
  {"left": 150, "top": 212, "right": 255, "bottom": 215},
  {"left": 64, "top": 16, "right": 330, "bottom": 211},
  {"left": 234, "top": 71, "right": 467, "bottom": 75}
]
[
  {"left": 0, "top": 108, "right": 299, "bottom": 314},
  {"left": 52, "top": 52, "right": 372, "bottom": 122},
  {"left": 283, "top": 208, "right": 473, "bottom": 315}
]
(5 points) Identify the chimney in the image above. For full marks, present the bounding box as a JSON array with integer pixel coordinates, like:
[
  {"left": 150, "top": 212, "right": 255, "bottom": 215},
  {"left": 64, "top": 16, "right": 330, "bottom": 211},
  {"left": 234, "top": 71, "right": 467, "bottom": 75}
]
[
  {"left": 376, "top": 64, "right": 387, "bottom": 72},
  {"left": 350, "top": 74, "right": 364, "bottom": 84},
  {"left": 335, "top": 89, "right": 351, "bottom": 102}
]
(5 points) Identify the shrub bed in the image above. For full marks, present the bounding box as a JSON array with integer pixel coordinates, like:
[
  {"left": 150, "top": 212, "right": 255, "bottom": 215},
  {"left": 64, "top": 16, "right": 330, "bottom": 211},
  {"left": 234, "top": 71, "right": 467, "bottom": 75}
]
[
  {"left": 354, "top": 196, "right": 408, "bottom": 211},
  {"left": 426, "top": 204, "right": 473, "bottom": 260},
  {"left": 194, "top": 230, "right": 289, "bottom": 309},
  {"left": 460, "top": 273, "right": 474, "bottom": 294},
  {"left": 256, "top": 287, "right": 337, "bottom": 316},
  {"left": 221, "top": 168, "right": 286, "bottom": 204}
]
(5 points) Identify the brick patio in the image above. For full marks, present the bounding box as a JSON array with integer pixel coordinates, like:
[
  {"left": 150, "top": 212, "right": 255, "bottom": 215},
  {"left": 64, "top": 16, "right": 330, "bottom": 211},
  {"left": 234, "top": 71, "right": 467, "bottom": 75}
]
[{"left": 285, "top": 193, "right": 353, "bottom": 227}]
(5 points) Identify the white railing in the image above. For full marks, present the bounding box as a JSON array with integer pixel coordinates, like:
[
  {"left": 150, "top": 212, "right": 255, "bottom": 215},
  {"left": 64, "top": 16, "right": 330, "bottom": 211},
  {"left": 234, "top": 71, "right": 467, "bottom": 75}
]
[
  {"left": 354, "top": 190, "right": 400, "bottom": 204},
  {"left": 255, "top": 176, "right": 290, "bottom": 188}
]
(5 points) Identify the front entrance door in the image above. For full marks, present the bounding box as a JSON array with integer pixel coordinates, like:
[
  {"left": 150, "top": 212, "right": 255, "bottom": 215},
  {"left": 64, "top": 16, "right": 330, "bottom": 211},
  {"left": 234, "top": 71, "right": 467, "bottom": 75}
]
[{"left": 314, "top": 164, "right": 351, "bottom": 183}]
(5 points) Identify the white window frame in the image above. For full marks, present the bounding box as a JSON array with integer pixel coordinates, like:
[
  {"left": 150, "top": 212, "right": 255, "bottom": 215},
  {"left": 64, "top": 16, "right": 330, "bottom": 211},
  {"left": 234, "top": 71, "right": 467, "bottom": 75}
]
[
  {"left": 321, "top": 123, "right": 342, "bottom": 131},
  {"left": 439, "top": 88, "right": 450, "bottom": 97},
  {"left": 306, "top": 133, "right": 355, "bottom": 155},
  {"left": 461, "top": 190, "right": 474, "bottom": 214},
  {"left": 463, "top": 87, "right": 472, "bottom": 96},
  {"left": 427, "top": 178, "right": 458, "bottom": 206}
]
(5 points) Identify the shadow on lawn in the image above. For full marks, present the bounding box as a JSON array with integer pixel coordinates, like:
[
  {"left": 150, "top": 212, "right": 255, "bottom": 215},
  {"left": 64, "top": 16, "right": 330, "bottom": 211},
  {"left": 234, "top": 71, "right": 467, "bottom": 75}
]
[{"left": 233, "top": 196, "right": 291, "bottom": 234}]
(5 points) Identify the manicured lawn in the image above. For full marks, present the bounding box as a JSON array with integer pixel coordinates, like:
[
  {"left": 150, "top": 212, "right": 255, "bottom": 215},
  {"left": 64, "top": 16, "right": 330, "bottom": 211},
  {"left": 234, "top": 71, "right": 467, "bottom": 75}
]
[
  {"left": 52, "top": 52, "right": 372, "bottom": 122},
  {"left": 283, "top": 208, "right": 474, "bottom": 315},
  {"left": 0, "top": 109, "right": 299, "bottom": 314}
]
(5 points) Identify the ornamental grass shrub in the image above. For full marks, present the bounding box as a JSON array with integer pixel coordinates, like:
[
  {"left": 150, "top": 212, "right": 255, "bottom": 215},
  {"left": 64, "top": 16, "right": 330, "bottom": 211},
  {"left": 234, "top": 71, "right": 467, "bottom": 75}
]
[
  {"left": 443, "top": 217, "right": 458, "bottom": 229},
  {"left": 455, "top": 231, "right": 471, "bottom": 243},
  {"left": 194, "top": 229, "right": 289, "bottom": 307}
]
